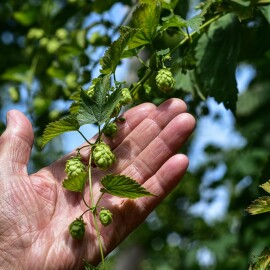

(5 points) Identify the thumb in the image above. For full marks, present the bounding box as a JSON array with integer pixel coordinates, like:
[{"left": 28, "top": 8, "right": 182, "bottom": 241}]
[{"left": 0, "top": 110, "right": 34, "bottom": 175}]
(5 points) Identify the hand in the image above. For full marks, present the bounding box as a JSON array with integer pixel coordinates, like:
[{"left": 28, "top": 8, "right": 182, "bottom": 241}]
[{"left": 0, "top": 98, "right": 195, "bottom": 270}]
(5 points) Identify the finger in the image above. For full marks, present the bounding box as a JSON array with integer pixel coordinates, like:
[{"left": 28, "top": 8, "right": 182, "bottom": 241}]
[
  {"left": 120, "top": 113, "right": 195, "bottom": 182},
  {"left": 0, "top": 110, "right": 34, "bottom": 175},
  {"left": 111, "top": 99, "right": 189, "bottom": 175},
  {"left": 102, "top": 102, "right": 157, "bottom": 149},
  {"left": 40, "top": 102, "right": 156, "bottom": 180},
  {"left": 104, "top": 154, "right": 189, "bottom": 252},
  {"left": 129, "top": 154, "right": 189, "bottom": 227}
]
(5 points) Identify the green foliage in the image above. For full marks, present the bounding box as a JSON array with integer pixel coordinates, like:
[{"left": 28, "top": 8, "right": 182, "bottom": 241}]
[
  {"left": 195, "top": 13, "right": 240, "bottom": 112},
  {"left": 42, "top": 116, "right": 80, "bottom": 147},
  {"left": 2, "top": 0, "right": 270, "bottom": 268},
  {"left": 128, "top": 0, "right": 161, "bottom": 49},
  {"left": 249, "top": 248, "right": 270, "bottom": 270},
  {"left": 77, "top": 76, "right": 123, "bottom": 125},
  {"left": 100, "top": 174, "right": 154, "bottom": 199},
  {"left": 259, "top": 5, "right": 270, "bottom": 23},
  {"left": 63, "top": 172, "right": 87, "bottom": 193},
  {"left": 247, "top": 196, "right": 270, "bottom": 215},
  {"left": 84, "top": 261, "right": 99, "bottom": 270},
  {"left": 100, "top": 27, "right": 137, "bottom": 74}
]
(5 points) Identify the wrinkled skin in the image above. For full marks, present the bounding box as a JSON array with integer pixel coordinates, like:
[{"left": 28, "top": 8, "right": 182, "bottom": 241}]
[{"left": 0, "top": 99, "right": 195, "bottom": 270}]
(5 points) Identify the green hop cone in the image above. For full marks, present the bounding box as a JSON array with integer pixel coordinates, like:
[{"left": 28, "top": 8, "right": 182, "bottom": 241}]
[
  {"left": 99, "top": 208, "right": 113, "bottom": 226},
  {"left": 120, "top": 88, "right": 132, "bottom": 106},
  {"left": 144, "top": 84, "right": 152, "bottom": 95},
  {"left": 69, "top": 217, "right": 86, "bottom": 240},
  {"left": 92, "top": 142, "right": 116, "bottom": 170},
  {"left": 65, "top": 156, "right": 86, "bottom": 177},
  {"left": 155, "top": 68, "right": 175, "bottom": 93},
  {"left": 103, "top": 122, "right": 117, "bottom": 138}
]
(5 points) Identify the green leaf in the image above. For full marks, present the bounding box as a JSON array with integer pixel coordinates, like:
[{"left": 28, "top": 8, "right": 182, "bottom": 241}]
[
  {"left": 259, "top": 5, "right": 270, "bottom": 24},
  {"left": 174, "top": 69, "right": 197, "bottom": 96},
  {"left": 260, "top": 180, "right": 270, "bottom": 194},
  {"left": 77, "top": 75, "right": 123, "bottom": 125},
  {"left": 69, "top": 89, "right": 86, "bottom": 114},
  {"left": 159, "top": 14, "right": 186, "bottom": 32},
  {"left": 121, "top": 47, "right": 144, "bottom": 59},
  {"left": 249, "top": 248, "right": 270, "bottom": 270},
  {"left": 246, "top": 196, "right": 270, "bottom": 215},
  {"left": 186, "top": 15, "right": 205, "bottom": 33},
  {"left": 161, "top": 0, "right": 179, "bottom": 10},
  {"left": 100, "top": 27, "right": 137, "bottom": 75},
  {"left": 230, "top": 0, "right": 251, "bottom": 7},
  {"left": 159, "top": 14, "right": 204, "bottom": 34},
  {"left": 69, "top": 102, "right": 80, "bottom": 115},
  {"left": 236, "top": 82, "right": 270, "bottom": 117},
  {"left": 42, "top": 115, "right": 80, "bottom": 147},
  {"left": 62, "top": 172, "right": 87, "bottom": 193},
  {"left": 83, "top": 260, "right": 100, "bottom": 270},
  {"left": 195, "top": 13, "right": 241, "bottom": 112},
  {"left": 128, "top": 0, "right": 161, "bottom": 49},
  {"left": 100, "top": 174, "right": 154, "bottom": 199}
]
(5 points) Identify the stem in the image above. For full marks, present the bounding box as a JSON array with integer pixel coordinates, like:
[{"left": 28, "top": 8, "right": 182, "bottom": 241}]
[
  {"left": 95, "top": 192, "right": 105, "bottom": 208},
  {"left": 95, "top": 118, "right": 111, "bottom": 144},
  {"left": 80, "top": 208, "right": 91, "bottom": 218},
  {"left": 171, "top": 14, "right": 222, "bottom": 54},
  {"left": 130, "top": 68, "right": 152, "bottom": 95},
  {"left": 88, "top": 154, "right": 95, "bottom": 214},
  {"left": 76, "top": 144, "right": 91, "bottom": 154},
  {"left": 92, "top": 210, "right": 106, "bottom": 269},
  {"left": 88, "top": 149, "right": 106, "bottom": 269},
  {"left": 78, "top": 130, "right": 93, "bottom": 145},
  {"left": 82, "top": 193, "right": 91, "bottom": 208}
]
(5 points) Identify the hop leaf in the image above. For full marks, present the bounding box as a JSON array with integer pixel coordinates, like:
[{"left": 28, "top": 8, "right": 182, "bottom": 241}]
[
  {"left": 260, "top": 180, "right": 270, "bottom": 194},
  {"left": 100, "top": 174, "right": 154, "bottom": 199},
  {"left": 128, "top": 0, "right": 161, "bottom": 49},
  {"left": 69, "top": 217, "right": 86, "bottom": 240},
  {"left": 155, "top": 68, "right": 175, "bottom": 93},
  {"left": 100, "top": 27, "right": 137, "bottom": 74},
  {"left": 110, "top": 102, "right": 122, "bottom": 118},
  {"left": 246, "top": 196, "right": 270, "bottom": 215},
  {"left": 92, "top": 142, "right": 116, "bottom": 170},
  {"left": 62, "top": 172, "right": 87, "bottom": 193},
  {"left": 86, "top": 84, "right": 95, "bottom": 98},
  {"left": 99, "top": 208, "right": 113, "bottom": 226},
  {"left": 77, "top": 75, "right": 123, "bottom": 125},
  {"left": 42, "top": 115, "right": 80, "bottom": 147}
]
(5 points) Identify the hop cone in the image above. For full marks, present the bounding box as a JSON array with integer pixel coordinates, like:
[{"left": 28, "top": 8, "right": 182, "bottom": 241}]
[
  {"left": 120, "top": 88, "right": 132, "bottom": 105},
  {"left": 92, "top": 142, "right": 116, "bottom": 170},
  {"left": 155, "top": 68, "right": 175, "bottom": 93},
  {"left": 69, "top": 218, "right": 86, "bottom": 240},
  {"left": 99, "top": 208, "right": 113, "bottom": 226},
  {"left": 65, "top": 156, "right": 86, "bottom": 178}
]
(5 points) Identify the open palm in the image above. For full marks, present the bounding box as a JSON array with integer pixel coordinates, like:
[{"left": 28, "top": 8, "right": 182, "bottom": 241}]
[{"left": 0, "top": 99, "right": 195, "bottom": 270}]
